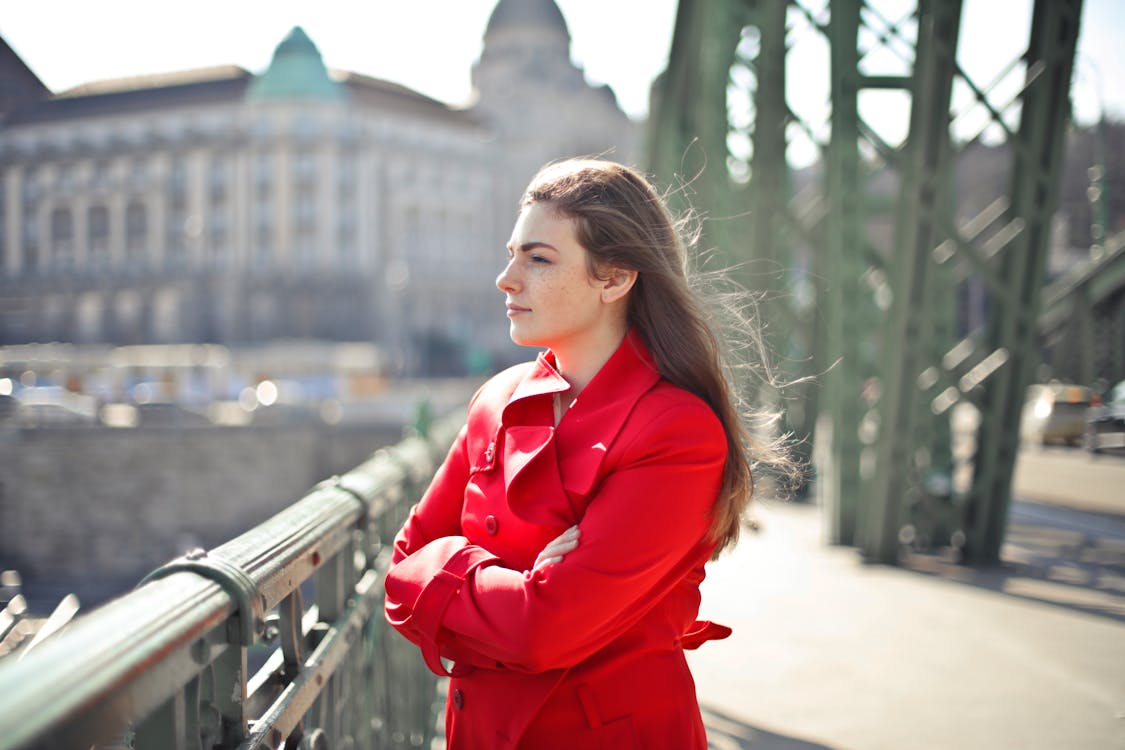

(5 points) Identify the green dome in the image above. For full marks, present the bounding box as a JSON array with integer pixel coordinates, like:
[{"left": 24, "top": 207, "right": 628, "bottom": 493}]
[{"left": 248, "top": 27, "right": 344, "bottom": 101}]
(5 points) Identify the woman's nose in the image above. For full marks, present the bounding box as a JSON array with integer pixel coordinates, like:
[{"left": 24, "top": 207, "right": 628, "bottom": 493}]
[{"left": 496, "top": 260, "right": 518, "bottom": 293}]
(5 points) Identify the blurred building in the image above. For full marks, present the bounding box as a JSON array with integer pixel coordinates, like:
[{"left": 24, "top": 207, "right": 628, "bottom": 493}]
[{"left": 0, "top": 0, "right": 637, "bottom": 374}]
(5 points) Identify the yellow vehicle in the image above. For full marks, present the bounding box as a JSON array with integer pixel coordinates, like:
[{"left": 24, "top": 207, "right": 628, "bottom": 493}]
[{"left": 1020, "top": 382, "right": 1094, "bottom": 447}]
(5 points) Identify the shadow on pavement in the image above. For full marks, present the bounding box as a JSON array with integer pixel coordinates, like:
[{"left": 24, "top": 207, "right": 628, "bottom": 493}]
[
  {"left": 703, "top": 705, "right": 838, "bottom": 750},
  {"left": 897, "top": 500, "right": 1125, "bottom": 624}
]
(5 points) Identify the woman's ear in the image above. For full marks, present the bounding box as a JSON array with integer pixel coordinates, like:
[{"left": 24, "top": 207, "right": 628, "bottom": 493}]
[{"left": 601, "top": 267, "right": 638, "bottom": 304}]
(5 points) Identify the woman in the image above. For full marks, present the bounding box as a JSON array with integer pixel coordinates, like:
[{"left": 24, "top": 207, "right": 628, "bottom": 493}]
[{"left": 385, "top": 158, "right": 769, "bottom": 749}]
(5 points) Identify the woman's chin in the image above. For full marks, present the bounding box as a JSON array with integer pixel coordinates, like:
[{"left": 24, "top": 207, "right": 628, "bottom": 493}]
[{"left": 508, "top": 326, "right": 543, "bottom": 349}]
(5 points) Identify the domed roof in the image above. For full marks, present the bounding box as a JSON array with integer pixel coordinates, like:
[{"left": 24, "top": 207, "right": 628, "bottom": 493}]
[
  {"left": 248, "top": 26, "right": 344, "bottom": 102},
  {"left": 485, "top": 0, "right": 570, "bottom": 38}
]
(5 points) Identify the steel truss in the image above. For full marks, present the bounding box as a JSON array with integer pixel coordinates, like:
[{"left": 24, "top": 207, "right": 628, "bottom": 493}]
[{"left": 648, "top": 0, "right": 1085, "bottom": 563}]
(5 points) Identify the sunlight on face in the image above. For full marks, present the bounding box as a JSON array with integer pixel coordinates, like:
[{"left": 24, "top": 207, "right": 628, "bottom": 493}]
[{"left": 496, "top": 202, "right": 609, "bottom": 353}]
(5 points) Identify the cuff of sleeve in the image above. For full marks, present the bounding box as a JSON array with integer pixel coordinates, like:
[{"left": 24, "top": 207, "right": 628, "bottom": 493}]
[{"left": 396, "top": 538, "right": 500, "bottom": 675}]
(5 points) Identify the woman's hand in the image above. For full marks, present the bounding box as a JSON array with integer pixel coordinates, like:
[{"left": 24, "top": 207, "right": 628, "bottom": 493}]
[{"left": 532, "top": 525, "right": 580, "bottom": 572}]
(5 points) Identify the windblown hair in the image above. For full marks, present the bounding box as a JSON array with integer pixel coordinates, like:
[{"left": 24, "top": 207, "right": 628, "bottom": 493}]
[{"left": 522, "top": 158, "right": 789, "bottom": 556}]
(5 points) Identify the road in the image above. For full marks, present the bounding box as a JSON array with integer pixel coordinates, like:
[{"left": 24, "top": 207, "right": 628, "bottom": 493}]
[
  {"left": 1011, "top": 444, "right": 1124, "bottom": 518},
  {"left": 691, "top": 444, "right": 1125, "bottom": 750}
]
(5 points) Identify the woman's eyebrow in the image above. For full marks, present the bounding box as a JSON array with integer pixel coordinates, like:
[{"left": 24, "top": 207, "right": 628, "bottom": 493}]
[{"left": 507, "top": 241, "right": 559, "bottom": 253}]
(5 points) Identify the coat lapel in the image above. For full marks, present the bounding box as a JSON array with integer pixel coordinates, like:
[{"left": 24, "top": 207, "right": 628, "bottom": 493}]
[
  {"left": 556, "top": 331, "right": 660, "bottom": 496},
  {"left": 499, "top": 331, "right": 662, "bottom": 523}
]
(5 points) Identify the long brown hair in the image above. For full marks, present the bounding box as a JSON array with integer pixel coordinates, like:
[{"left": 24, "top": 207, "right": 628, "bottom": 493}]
[{"left": 522, "top": 158, "right": 787, "bottom": 556}]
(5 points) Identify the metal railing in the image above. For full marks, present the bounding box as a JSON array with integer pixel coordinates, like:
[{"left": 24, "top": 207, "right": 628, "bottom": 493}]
[{"left": 0, "top": 416, "right": 460, "bottom": 750}]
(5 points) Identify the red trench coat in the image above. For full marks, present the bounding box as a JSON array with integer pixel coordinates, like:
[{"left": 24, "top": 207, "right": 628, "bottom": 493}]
[{"left": 384, "top": 330, "right": 731, "bottom": 749}]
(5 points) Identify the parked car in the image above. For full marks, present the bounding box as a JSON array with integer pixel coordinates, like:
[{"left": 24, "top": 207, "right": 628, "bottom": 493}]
[
  {"left": 1020, "top": 382, "right": 1094, "bottom": 447},
  {"left": 14, "top": 386, "right": 98, "bottom": 427},
  {"left": 1086, "top": 380, "right": 1125, "bottom": 454}
]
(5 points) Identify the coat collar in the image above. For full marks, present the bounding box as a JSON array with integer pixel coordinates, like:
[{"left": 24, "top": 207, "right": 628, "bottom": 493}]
[
  {"left": 499, "top": 330, "right": 662, "bottom": 522},
  {"left": 504, "top": 328, "right": 660, "bottom": 419}
]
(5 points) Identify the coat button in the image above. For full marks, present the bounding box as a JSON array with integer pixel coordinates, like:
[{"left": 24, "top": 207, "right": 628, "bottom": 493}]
[
  {"left": 484, "top": 515, "right": 499, "bottom": 535},
  {"left": 453, "top": 688, "right": 464, "bottom": 710}
]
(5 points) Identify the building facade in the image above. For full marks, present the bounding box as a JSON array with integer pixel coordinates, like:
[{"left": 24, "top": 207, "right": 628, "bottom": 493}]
[{"left": 0, "top": 0, "right": 637, "bottom": 374}]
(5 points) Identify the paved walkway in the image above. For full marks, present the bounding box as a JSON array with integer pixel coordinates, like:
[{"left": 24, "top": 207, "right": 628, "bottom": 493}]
[{"left": 689, "top": 497, "right": 1125, "bottom": 750}]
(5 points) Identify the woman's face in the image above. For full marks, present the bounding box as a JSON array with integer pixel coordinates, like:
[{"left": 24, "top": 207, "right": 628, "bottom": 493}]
[{"left": 496, "top": 202, "right": 612, "bottom": 352}]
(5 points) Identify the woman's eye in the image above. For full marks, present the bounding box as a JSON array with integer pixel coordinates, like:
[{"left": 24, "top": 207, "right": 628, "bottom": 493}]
[{"left": 530, "top": 254, "right": 549, "bottom": 264}]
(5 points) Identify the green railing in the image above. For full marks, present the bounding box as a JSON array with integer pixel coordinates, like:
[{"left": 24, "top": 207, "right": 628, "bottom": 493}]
[{"left": 0, "top": 417, "right": 460, "bottom": 750}]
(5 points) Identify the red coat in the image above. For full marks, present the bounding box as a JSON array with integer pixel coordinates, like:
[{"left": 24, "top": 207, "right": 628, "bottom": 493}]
[{"left": 385, "top": 330, "right": 731, "bottom": 749}]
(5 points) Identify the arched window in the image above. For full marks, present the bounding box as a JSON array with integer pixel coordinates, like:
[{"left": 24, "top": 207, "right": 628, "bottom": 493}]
[
  {"left": 166, "top": 156, "right": 188, "bottom": 268},
  {"left": 208, "top": 156, "right": 230, "bottom": 265},
  {"left": 22, "top": 205, "right": 39, "bottom": 272},
  {"left": 126, "top": 201, "right": 147, "bottom": 265},
  {"left": 88, "top": 205, "right": 110, "bottom": 269},
  {"left": 50, "top": 207, "right": 74, "bottom": 269},
  {"left": 129, "top": 159, "right": 149, "bottom": 192}
]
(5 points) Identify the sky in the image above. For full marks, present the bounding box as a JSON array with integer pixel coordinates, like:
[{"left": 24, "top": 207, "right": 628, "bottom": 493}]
[
  {"left": 0, "top": 1, "right": 678, "bottom": 120},
  {"left": 0, "top": 0, "right": 1121, "bottom": 128}
]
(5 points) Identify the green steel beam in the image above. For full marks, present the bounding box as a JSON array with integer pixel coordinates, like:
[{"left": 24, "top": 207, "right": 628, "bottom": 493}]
[
  {"left": 860, "top": 0, "right": 964, "bottom": 561},
  {"left": 648, "top": 0, "right": 823, "bottom": 499},
  {"left": 1039, "top": 231, "right": 1125, "bottom": 386},
  {"left": 647, "top": 0, "right": 746, "bottom": 258},
  {"left": 820, "top": 0, "right": 876, "bottom": 545},
  {"left": 1039, "top": 233, "right": 1125, "bottom": 330},
  {"left": 744, "top": 0, "right": 819, "bottom": 494},
  {"left": 649, "top": 0, "right": 1092, "bottom": 566},
  {"left": 961, "top": 0, "right": 1085, "bottom": 563},
  {"left": 746, "top": 0, "right": 790, "bottom": 295}
]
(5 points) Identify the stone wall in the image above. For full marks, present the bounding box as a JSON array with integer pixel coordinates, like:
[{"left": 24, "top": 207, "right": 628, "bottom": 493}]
[{"left": 0, "top": 421, "right": 403, "bottom": 608}]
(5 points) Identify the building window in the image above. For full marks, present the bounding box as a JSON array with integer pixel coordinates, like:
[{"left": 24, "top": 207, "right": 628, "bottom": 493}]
[
  {"left": 255, "top": 152, "right": 274, "bottom": 200},
  {"left": 255, "top": 222, "right": 273, "bottom": 270},
  {"left": 254, "top": 154, "right": 275, "bottom": 270},
  {"left": 209, "top": 158, "right": 229, "bottom": 203},
  {"left": 153, "top": 288, "right": 181, "bottom": 342},
  {"left": 167, "top": 156, "right": 188, "bottom": 268},
  {"left": 167, "top": 219, "right": 187, "bottom": 267},
  {"left": 295, "top": 191, "right": 317, "bottom": 230},
  {"left": 295, "top": 149, "right": 317, "bottom": 186},
  {"left": 337, "top": 207, "right": 356, "bottom": 263},
  {"left": 0, "top": 177, "right": 6, "bottom": 274},
  {"left": 209, "top": 157, "right": 230, "bottom": 265},
  {"left": 88, "top": 205, "right": 110, "bottom": 270},
  {"left": 93, "top": 160, "right": 113, "bottom": 191},
  {"left": 22, "top": 169, "right": 40, "bottom": 203},
  {"left": 50, "top": 207, "right": 74, "bottom": 270},
  {"left": 252, "top": 115, "right": 273, "bottom": 139},
  {"left": 295, "top": 190, "right": 317, "bottom": 270},
  {"left": 129, "top": 159, "right": 149, "bottom": 192},
  {"left": 22, "top": 204, "right": 39, "bottom": 272},
  {"left": 293, "top": 114, "right": 318, "bottom": 142},
  {"left": 295, "top": 234, "right": 316, "bottom": 269},
  {"left": 126, "top": 200, "right": 147, "bottom": 266},
  {"left": 209, "top": 212, "right": 228, "bottom": 266},
  {"left": 57, "top": 163, "right": 78, "bottom": 195},
  {"left": 169, "top": 156, "right": 187, "bottom": 196},
  {"left": 335, "top": 155, "right": 357, "bottom": 266},
  {"left": 337, "top": 155, "right": 356, "bottom": 196}
]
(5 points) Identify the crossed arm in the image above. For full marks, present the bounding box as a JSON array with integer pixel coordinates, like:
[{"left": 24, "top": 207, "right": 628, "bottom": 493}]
[{"left": 384, "top": 404, "right": 725, "bottom": 675}]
